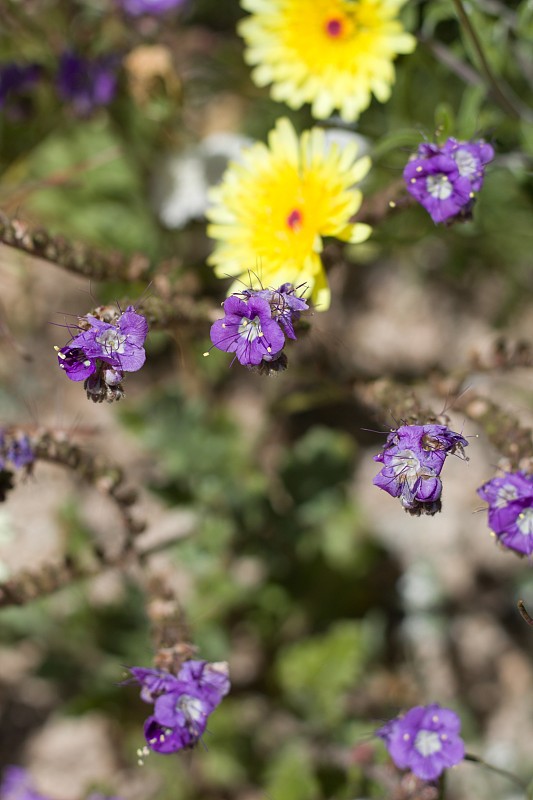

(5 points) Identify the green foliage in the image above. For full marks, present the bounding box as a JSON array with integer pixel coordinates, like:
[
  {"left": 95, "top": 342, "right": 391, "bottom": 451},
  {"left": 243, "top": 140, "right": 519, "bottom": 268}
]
[{"left": 276, "top": 621, "right": 371, "bottom": 728}]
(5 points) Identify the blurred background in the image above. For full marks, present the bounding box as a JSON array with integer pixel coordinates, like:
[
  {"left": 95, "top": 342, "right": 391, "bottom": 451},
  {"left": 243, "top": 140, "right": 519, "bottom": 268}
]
[{"left": 2, "top": 1, "right": 533, "bottom": 798}]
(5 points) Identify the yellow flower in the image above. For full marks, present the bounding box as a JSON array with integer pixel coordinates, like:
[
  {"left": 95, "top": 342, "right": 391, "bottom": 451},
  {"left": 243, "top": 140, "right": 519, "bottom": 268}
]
[
  {"left": 238, "top": 0, "right": 416, "bottom": 123},
  {"left": 206, "top": 118, "right": 371, "bottom": 310}
]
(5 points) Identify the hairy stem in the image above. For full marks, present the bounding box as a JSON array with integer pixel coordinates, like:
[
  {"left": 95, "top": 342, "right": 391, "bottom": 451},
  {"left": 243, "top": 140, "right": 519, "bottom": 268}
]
[
  {"left": 465, "top": 753, "right": 528, "bottom": 791},
  {"left": 0, "top": 211, "right": 152, "bottom": 282},
  {"left": 451, "top": 0, "right": 531, "bottom": 121}
]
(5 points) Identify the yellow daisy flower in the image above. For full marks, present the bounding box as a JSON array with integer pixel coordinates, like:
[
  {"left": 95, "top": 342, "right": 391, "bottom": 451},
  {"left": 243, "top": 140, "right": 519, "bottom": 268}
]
[
  {"left": 206, "top": 117, "right": 371, "bottom": 310},
  {"left": 238, "top": 0, "right": 416, "bottom": 123}
]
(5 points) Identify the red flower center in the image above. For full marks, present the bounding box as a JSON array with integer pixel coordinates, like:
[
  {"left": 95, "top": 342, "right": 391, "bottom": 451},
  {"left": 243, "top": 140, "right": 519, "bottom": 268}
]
[
  {"left": 325, "top": 17, "right": 343, "bottom": 38},
  {"left": 286, "top": 209, "right": 303, "bottom": 230}
]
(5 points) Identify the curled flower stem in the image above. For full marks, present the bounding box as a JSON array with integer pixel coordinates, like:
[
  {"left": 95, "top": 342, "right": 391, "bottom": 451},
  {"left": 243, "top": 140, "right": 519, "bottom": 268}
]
[
  {"left": 0, "top": 211, "right": 152, "bottom": 282},
  {"left": 464, "top": 753, "right": 528, "bottom": 791},
  {"left": 518, "top": 599, "right": 533, "bottom": 627},
  {"left": 451, "top": 0, "right": 531, "bottom": 121}
]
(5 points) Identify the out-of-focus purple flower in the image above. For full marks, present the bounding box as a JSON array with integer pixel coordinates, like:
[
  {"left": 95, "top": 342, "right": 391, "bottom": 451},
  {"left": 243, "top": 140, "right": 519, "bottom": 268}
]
[
  {"left": 404, "top": 137, "right": 494, "bottom": 223},
  {"left": 477, "top": 471, "right": 533, "bottom": 556},
  {"left": 0, "top": 767, "right": 50, "bottom": 800},
  {"left": 120, "top": 0, "right": 187, "bottom": 15},
  {"left": 210, "top": 295, "right": 285, "bottom": 367},
  {"left": 0, "top": 431, "right": 34, "bottom": 474},
  {"left": 128, "top": 659, "right": 230, "bottom": 754},
  {"left": 126, "top": 666, "right": 181, "bottom": 703},
  {"left": 404, "top": 153, "right": 472, "bottom": 224},
  {"left": 6, "top": 433, "right": 34, "bottom": 469},
  {"left": 373, "top": 424, "right": 468, "bottom": 515},
  {"left": 376, "top": 703, "right": 465, "bottom": 782},
  {"left": 0, "top": 63, "right": 41, "bottom": 120},
  {"left": 0, "top": 766, "right": 121, "bottom": 800},
  {"left": 442, "top": 138, "right": 494, "bottom": 192},
  {"left": 57, "top": 52, "right": 118, "bottom": 116},
  {"left": 56, "top": 305, "right": 148, "bottom": 402}
]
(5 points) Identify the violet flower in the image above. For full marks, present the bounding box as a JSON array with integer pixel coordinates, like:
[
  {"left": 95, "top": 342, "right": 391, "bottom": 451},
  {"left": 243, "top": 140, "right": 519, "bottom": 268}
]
[
  {"left": 210, "top": 295, "right": 285, "bottom": 367},
  {"left": 377, "top": 704, "right": 465, "bottom": 782},
  {"left": 210, "top": 283, "right": 308, "bottom": 370},
  {"left": 404, "top": 137, "right": 494, "bottom": 223},
  {"left": 373, "top": 424, "right": 468, "bottom": 515},
  {"left": 477, "top": 471, "right": 533, "bottom": 556},
  {"left": 127, "top": 660, "right": 230, "bottom": 754},
  {"left": 0, "top": 767, "right": 120, "bottom": 800},
  {"left": 56, "top": 305, "right": 148, "bottom": 403},
  {"left": 57, "top": 52, "right": 118, "bottom": 116},
  {"left": 0, "top": 766, "right": 49, "bottom": 800},
  {"left": 120, "top": 0, "right": 187, "bottom": 14}
]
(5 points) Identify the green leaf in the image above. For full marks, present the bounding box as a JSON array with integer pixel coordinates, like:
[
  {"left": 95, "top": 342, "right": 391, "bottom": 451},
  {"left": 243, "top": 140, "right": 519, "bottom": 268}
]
[
  {"left": 276, "top": 620, "right": 369, "bottom": 727},
  {"left": 264, "top": 743, "right": 320, "bottom": 800}
]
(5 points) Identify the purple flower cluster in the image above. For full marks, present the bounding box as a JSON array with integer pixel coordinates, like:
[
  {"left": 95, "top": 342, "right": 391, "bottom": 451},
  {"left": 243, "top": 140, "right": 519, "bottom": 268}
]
[
  {"left": 0, "top": 63, "right": 41, "bottom": 119},
  {"left": 377, "top": 704, "right": 465, "bottom": 782},
  {"left": 57, "top": 52, "right": 118, "bottom": 117},
  {"left": 477, "top": 471, "right": 533, "bottom": 556},
  {"left": 404, "top": 137, "right": 494, "bottom": 223},
  {"left": 209, "top": 283, "right": 308, "bottom": 371},
  {"left": 373, "top": 424, "right": 468, "bottom": 515},
  {"left": 56, "top": 305, "right": 148, "bottom": 403},
  {"left": 127, "top": 660, "right": 230, "bottom": 754},
  {"left": 0, "top": 52, "right": 118, "bottom": 121}
]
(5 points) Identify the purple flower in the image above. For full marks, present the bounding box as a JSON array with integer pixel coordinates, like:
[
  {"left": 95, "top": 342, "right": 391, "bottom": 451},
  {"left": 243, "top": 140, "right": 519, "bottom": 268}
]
[
  {"left": 377, "top": 704, "right": 465, "bottom": 782},
  {"left": 127, "top": 660, "right": 230, "bottom": 754},
  {"left": 6, "top": 433, "right": 34, "bottom": 470},
  {"left": 373, "top": 424, "right": 468, "bottom": 515},
  {"left": 0, "top": 767, "right": 121, "bottom": 800},
  {"left": 0, "top": 767, "right": 50, "bottom": 800},
  {"left": 127, "top": 666, "right": 182, "bottom": 703},
  {"left": 120, "top": 0, "right": 187, "bottom": 14},
  {"left": 210, "top": 283, "right": 308, "bottom": 369},
  {"left": 75, "top": 308, "right": 148, "bottom": 372},
  {"left": 404, "top": 137, "right": 494, "bottom": 223},
  {"left": 56, "top": 305, "right": 148, "bottom": 403},
  {"left": 57, "top": 52, "right": 118, "bottom": 116},
  {"left": 477, "top": 471, "right": 533, "bottom": 556},
  {"left": 250, "top": 283, "right": 309, "bottom": 340},
  {"left": 404, "top": 153, "right": 472, "bottom": 224},
  {"left": 210, "top": 295, "right": 285, "bottom": 367},
  {"left": 442, "top": 138, "right": 495, "bottom": 192},
  {"left": 0, "top": 63, "right": 41, "bottom": 120}
]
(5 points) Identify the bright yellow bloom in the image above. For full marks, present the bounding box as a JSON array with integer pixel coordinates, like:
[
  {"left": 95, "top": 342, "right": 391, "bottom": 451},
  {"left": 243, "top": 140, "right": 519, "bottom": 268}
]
[
  {"left": 238, "top": 0, "right": 416, "bottom": 123},
  {"left": 207, "top": 118, "right": 371, "bottom": 310}
]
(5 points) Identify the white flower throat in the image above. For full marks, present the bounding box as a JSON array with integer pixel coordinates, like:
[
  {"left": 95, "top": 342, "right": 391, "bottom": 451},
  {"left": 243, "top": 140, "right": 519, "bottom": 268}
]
[
  {"left": 426, "top": 174, "right": 453, "bottom": 200},
  {"left": 414, "top": 729, "right": 443, "bottom": 757},
  {"left": 95, "top": 328, "right": 127, "bottom": 353}
]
